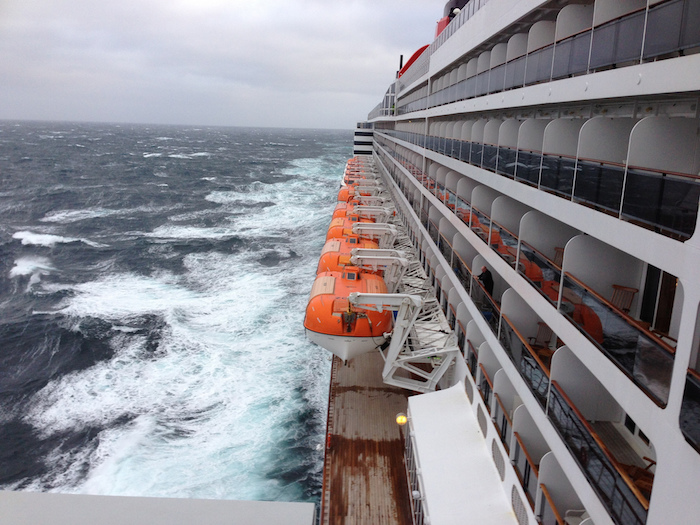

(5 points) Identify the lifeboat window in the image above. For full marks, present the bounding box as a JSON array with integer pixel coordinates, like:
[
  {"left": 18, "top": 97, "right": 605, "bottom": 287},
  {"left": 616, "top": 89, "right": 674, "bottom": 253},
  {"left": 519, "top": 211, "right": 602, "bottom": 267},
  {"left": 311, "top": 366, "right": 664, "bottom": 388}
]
[
  {"left": 345, "top": 272, "right": 357, "bottom": 280},
  {"left": 351, "top": 217, "right": 358, "bottom": 222},
  {"left": 349, "top": 238, "right": 357, "bottom": 244}
]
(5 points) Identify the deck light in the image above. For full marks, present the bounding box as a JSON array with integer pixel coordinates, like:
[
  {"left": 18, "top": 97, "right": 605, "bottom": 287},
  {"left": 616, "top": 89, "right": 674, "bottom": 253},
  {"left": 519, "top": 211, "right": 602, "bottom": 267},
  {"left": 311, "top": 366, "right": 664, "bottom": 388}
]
[{"left": 396, "top": 412, "right": 407, "bottom": 426}]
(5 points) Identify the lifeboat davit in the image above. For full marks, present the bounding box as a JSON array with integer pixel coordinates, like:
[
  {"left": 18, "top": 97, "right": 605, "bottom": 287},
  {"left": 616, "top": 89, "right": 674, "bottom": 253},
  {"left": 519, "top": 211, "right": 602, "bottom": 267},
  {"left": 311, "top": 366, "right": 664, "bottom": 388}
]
[
  {"left": 317, "top": 237, "right": 379, "bottom": 273},
  {"left": 304, "top": 266, "right": 392, "bottom": 361}
]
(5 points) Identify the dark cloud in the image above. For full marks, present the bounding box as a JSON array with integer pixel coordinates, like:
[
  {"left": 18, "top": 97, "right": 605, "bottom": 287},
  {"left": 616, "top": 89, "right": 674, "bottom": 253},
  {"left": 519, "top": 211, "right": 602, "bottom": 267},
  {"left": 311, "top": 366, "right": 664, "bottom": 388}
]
[{"left": 0, "top": 0, "right": 442, "bottom": 128}]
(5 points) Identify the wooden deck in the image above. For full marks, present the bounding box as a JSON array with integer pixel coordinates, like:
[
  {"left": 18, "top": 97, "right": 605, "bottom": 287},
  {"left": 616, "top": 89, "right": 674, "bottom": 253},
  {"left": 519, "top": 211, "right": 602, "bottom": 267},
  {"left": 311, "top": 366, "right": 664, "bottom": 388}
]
[{"left": 320, "top": 351, "right": 413, "bottom": 525}]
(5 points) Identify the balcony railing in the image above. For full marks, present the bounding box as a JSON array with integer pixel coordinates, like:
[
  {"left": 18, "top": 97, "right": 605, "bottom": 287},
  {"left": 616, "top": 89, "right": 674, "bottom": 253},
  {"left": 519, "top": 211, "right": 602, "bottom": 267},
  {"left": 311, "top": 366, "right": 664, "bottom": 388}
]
[
  {"left": 513, "top": 432, "right": 539, "bottom": 509},
  {"left": 680, "top": 368, "right": 700, "bottom": 453},
  {"left": 499, "top": 315, "right": 551, "bottom": 409},
  {"left": 548, "top": 381, "right": 649, "bottom": 525},
  {"left": 559, "top": 272, "right": 674, "bottom": 406}
]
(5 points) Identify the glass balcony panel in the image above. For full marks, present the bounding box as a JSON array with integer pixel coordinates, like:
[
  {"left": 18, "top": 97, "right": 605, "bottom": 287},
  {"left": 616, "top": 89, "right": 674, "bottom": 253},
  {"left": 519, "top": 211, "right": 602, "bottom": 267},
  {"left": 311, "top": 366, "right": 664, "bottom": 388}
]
[
  {"left": 456, "top": 196, "right": 471, "bottom": 224},
  {"left": 552, "top": 38, "right": 573, "bottom": 80},
  {"left": 615, "top": 12, "right": 645, "bottom": 63},
  {"left": 488, "top": 63, "right": 506, "bottom": 94},
  {"left": 482, "top": 144, "right": 498, "bottom": 171},
  {"left": 524, "top": 46, "right": 553, "bottom": 85},
  {"left": 470, "top": 142, "right": 484, "bottom": 166},
  {"left": 514, "top": 150, "right": 542, "bottom": 186},
  {"left": 681, "top": 0, "right": 700, "bottom": 49},
  {"left": 548, "top": 382, "right": 649, "bottom": 525},
  {"left": 496, "top": 146, "right": 517, "bottom": 178},
  {"left": 573, "top": 161, "right": 625, "bottom": 215},
  {"left": 493, "top": 394, "right": 513, "bottom": 450},
  {"left": 518, "top": 241, "right": 560, "bottom": 297},
  {"left": 590, "top": 11, "right": 644, "bottom": 69},
  {"left": 680, "top": 369, "right": 700, "bottom": 453},
  {"left": 466, "top": 339, "right": 478, "bottom": 379},
  {"left": 504, "top": 55, "right": 526, "bottom": 90},
  {"left": 643, "top": 0, "right": 684, "bottom": 59},
  {"left": 459, "top": 140, "right": 472, "bottom": 162},
  {"left": 471, "top": 274, "right": 500, "bottom": 334},
  {"left": 439, "top": 232, "right": 454, "bottom": 263},
  {"left": 499, "top": 317, "right": 550, "bottom": 409},
  {"left": 475, "top": 71, "right": 490, "bottom": 97},
  {"left": 540, "top": 155, "right": 576, "bottom": 197},
  {"left": 464, "top": 76, "right": 476, "bottom": 99},
  {"left": 445, "top": 188, "right": 457, "bottom": 213},
  {"left": 559, "top": 274, "right": 673, "bottom": 405},
  {"left": 479, "top": 364, "right": 493, "bottom": 407},
  {"left": 621, "top": 168, "right": 700, "bottom": 240},
  {"left": 428, "top": 219, "right": 440, "bottom": 245},
  {"left": 590, "top": 22, "right": 617, "bottom": 69},
  {"left": 454, "top": 253, "right": 472, "bottom": 294}
]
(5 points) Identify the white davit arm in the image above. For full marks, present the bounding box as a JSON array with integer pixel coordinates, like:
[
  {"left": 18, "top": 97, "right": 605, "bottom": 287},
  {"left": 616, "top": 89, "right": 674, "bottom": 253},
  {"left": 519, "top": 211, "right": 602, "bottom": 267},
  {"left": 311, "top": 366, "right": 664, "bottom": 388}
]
[
  {"left": 348, "top": 292, "right": 459, "bottom": 393},
  {"left": 349, "top": 250, "right": 408, "bottom": 293},
  {"left": 352, "top": 223, "right": 397, "bottom": 248}
]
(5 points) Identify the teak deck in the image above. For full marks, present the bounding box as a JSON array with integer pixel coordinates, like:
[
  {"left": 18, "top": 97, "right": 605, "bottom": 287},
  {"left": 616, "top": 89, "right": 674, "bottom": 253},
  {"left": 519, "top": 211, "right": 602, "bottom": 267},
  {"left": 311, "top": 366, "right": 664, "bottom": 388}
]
[{"left": 320, "top": 352, "right": 412, "bottom": 525}]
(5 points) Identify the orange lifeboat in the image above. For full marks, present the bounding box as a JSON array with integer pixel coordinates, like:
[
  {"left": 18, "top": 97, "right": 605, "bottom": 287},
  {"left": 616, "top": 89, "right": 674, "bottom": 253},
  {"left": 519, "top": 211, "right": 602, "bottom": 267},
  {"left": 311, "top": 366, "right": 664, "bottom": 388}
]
[
  {"left": 304, "top": 266, "right": 392, "bottom": 361},
  {"left": 317, "top": 237, "right": 379, "bottom": 273},
  {"left": 326, "top": 216, "right": 374, "bottom": 240}
]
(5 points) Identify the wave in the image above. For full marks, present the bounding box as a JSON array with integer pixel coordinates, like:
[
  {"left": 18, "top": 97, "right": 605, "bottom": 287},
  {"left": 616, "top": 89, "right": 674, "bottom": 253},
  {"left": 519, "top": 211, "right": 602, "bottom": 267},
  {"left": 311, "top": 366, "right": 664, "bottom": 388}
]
[{"left": 12, "top": 231, "right": 108, "bottom": 248}]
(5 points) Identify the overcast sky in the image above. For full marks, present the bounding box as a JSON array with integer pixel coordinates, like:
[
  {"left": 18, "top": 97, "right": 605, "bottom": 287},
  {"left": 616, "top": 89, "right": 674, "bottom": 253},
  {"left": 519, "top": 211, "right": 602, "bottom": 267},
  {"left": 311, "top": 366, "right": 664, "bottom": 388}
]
[{"left": 0, "top": 0, "right": 443, "bottom": 129}]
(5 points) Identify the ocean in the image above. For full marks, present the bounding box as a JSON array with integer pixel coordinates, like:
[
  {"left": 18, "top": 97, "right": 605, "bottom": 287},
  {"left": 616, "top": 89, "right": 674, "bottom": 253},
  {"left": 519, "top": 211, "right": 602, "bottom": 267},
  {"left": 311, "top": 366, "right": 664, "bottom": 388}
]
[{"left": 0, "top": 120, "right": 351, "bottom": 503}]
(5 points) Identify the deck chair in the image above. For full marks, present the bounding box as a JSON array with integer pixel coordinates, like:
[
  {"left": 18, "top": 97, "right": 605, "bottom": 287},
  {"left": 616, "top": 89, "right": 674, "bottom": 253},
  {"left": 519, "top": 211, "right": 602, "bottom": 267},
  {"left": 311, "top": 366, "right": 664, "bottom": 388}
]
[{"left": 611, "top": 285, "right": 638, "bottom": 313}]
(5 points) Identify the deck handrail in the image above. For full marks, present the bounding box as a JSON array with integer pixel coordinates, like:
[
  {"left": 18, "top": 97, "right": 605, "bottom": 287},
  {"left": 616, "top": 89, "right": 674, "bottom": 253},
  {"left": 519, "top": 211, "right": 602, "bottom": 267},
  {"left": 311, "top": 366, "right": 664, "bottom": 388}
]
[
  {"left": 563, "top": 271, "right": 676, "bottom": 355},
  {"left": 550, "top": 381, "right": 650, "bottom": 510},
  {"left": 539, "top": 484, "right": 565, "bottom": 525},
  {"left": 513, "top": 432, "right": 540, "bottom": 479},
  {"left": 688, "top": 368, "right": 700, "bottom": 382},
  {"left": 501, "top": 314, "right": 551, "bottom": 376}
]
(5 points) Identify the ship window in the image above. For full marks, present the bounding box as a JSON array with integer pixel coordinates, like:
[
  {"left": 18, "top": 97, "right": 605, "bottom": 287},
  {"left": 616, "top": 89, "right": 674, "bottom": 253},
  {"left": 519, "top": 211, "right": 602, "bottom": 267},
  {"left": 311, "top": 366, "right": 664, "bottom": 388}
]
[
  {"left": 346, "top": 272, "right": 357, "bottom": 280},
  {"left": 639, "top": 428, "right": 650, "bottom": 446},
  {"left": 624, "top": 414, "right": 636, "bottom": 434},
  {"left": 349, "top": 238, "right": 357, "bottom": 244}
]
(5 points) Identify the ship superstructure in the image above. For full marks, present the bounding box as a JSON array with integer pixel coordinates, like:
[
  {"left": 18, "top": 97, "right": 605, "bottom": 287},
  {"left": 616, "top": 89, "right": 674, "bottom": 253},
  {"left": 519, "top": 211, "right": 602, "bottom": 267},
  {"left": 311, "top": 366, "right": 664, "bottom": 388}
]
[{"left": 352, "top": 1, "right": 700, "bottom": 524}]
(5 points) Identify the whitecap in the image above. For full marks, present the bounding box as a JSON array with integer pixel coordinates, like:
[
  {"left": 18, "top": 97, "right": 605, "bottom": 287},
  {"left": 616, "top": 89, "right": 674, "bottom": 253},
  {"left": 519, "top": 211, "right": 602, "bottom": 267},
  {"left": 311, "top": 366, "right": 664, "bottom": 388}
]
[
  {"left": 9, "top": 256, "right": 54, "bottom": 278},
  {"left": 143, "top": 153, "right": 162, "bottom": 158},
  {"left": 13, "top": 231, "right": 108, "bottom": 248}
]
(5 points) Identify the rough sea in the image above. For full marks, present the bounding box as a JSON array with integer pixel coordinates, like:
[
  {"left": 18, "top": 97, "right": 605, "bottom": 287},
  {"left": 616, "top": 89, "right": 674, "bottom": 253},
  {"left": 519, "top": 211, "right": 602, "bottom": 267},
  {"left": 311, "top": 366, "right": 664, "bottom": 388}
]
[{"left": 0, "top": 120, "right": 351, "bottom": 503}]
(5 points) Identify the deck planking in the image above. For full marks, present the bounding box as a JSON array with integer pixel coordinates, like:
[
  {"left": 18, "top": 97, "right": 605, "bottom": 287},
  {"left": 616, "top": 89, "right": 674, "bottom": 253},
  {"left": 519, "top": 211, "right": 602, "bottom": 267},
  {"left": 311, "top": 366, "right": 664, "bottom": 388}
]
[{"left": 320, "top": 351, "right": 412, "bottom": 525}]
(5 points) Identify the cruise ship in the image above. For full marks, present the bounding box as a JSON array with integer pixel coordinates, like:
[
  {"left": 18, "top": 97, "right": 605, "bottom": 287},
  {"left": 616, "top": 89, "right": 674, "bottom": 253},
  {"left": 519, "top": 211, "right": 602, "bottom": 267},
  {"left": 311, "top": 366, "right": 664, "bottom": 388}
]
[{"left": 330, "top": 0, "right": 700, "bottom": 524}]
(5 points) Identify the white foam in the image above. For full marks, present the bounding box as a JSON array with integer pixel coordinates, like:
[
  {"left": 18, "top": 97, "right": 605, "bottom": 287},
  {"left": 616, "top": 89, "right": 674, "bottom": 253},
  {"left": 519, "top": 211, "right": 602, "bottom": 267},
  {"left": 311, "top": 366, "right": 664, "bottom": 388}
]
[
  {"left": 9, "top": 256, "right": 54, "bottom": 278},
  {"left": 143, "top": 153, "right": 162, "bottom": 158},
  {"left": 13, "top": 231, "right": 107, "bottom": 248}
]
